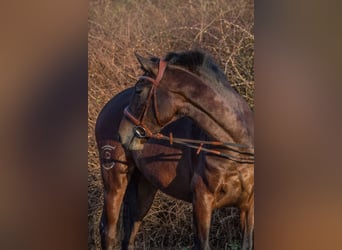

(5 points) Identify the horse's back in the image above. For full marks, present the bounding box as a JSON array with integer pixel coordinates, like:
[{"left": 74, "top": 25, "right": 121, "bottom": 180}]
[{"left": 95, "top": 88, "right": 133, "bottom": 142}]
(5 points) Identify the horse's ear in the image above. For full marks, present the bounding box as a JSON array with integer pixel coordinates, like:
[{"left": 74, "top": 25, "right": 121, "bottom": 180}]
[{"left": 135, "top": 52, "right": 158, "bottom": 75}]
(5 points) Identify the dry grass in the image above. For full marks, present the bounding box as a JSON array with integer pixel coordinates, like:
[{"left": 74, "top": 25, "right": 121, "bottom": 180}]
[{"left": 88, "top": 0, "right": 254, "bottom": 249}]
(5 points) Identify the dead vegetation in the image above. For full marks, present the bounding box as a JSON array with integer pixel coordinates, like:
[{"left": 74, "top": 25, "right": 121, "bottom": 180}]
[{"left": 88, "top": 0, "right": 254, "bottom": 249}]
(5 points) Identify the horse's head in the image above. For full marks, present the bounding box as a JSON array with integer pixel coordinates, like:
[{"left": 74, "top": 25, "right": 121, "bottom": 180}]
[{"left": 119, "top": 53, "right": 188, "bottom": 150}]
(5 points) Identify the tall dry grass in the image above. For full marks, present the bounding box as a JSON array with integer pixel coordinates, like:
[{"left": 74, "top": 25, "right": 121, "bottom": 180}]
[{"left": 88, "top": 0, "right": 254, "bottom": 249}]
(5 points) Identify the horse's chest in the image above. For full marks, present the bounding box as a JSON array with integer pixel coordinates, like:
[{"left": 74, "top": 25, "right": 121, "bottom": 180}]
[{"left": 134, "top": 145, "right": 192, "bottom": 196}]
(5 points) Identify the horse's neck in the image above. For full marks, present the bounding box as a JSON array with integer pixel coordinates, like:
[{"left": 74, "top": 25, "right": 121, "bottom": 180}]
[{"left": 171, "top": 69, "right": 254, "bottom": 146}]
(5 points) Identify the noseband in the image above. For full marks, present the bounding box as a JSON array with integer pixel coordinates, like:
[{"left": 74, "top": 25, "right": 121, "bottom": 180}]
[{"left": 124, "top": 59, "right": 168, "bottom": 137}]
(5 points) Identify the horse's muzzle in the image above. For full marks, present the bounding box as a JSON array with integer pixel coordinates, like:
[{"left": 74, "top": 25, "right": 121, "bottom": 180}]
[{"left": 118, "top": 117, "right": 146, "bottom": 150}]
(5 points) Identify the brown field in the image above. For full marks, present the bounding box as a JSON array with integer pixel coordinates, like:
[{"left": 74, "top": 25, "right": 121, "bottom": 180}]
[{"left": 88, "top": 0, "right": 254, "bottom": 249}]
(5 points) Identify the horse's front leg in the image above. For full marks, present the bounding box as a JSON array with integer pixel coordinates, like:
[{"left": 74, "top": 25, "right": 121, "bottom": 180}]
[
  {"left": 192, "top": 175, "right": 214, "bottom": 250},
  {"left": 241, "top": 194, "right": 254, "bottom": 250}
]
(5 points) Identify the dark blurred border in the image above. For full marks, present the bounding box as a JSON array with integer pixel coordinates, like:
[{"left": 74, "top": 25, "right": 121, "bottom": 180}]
[
  {"left": 0, "top": 1, "right": 87, "bottom": 249},
  {"left": 256, "top": 0, "right": 342, "bottom": 249}
]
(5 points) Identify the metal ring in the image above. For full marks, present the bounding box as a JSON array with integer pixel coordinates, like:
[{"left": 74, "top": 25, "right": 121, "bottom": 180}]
[{"left": 133, "top": 126, "right": 146, "bottom": 138}]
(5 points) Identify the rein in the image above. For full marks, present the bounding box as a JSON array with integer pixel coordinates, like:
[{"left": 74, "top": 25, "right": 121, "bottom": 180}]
[{"left": 123, "top": 59, "right": 255, "bottom": 163}]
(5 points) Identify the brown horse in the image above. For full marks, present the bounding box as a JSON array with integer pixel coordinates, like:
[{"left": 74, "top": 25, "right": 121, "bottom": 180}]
[
  {"left": 119, "top": 51, "right": 254, "bottom": 250},
  {"left": 96, "top": 89, "right": 210, "bottom": 249},
  {"left": 96, "top": 51, "right": 245, "bottom": 249}
]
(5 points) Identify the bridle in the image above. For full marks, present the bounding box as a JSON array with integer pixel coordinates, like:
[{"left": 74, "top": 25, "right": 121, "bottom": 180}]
[
  {"left": 123, "top": 59, "right": 168, "bottom": 138},
  {"left": 123, "top": 59, "right": 255, "bottom": 163}
]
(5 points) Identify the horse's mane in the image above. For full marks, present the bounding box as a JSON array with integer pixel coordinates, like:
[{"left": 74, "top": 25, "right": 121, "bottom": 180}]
[{"left": 163, "top": 50, "right": 230, "bottom": 88}]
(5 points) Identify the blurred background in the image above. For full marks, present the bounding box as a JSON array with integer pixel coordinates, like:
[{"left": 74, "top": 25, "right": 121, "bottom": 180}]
[
  {"left": 88, "top": 0, "right": 254, "bottom": 249},
  {"left": 0, "top": 1, "right": 87, "bottom": 249}
]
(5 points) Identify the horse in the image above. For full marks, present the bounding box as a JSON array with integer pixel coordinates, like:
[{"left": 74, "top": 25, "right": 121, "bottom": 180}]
[
  {"left": 95, "top": 51, "right": 246, "bottom": 249},
  {"left": 118, "top": 50, "right": 254, "bottom": 250}
]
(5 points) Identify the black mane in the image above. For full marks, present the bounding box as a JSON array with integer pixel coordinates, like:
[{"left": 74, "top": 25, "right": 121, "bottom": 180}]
[{"left": 163, "top": 50, "right": 229, "bottom": 87}]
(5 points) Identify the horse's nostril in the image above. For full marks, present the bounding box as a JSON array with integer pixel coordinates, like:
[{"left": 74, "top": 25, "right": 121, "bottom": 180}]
[
  {"left": 116, "top": 134, "right": 122, "bottom": 143},
  {"left": 133, "top": 126, "right": 146, "bottom": 138}
]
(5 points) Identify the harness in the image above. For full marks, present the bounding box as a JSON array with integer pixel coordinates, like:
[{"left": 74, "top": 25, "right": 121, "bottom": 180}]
[{"left": 123, "top": 59, "right": 254, "bottom": 163}]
